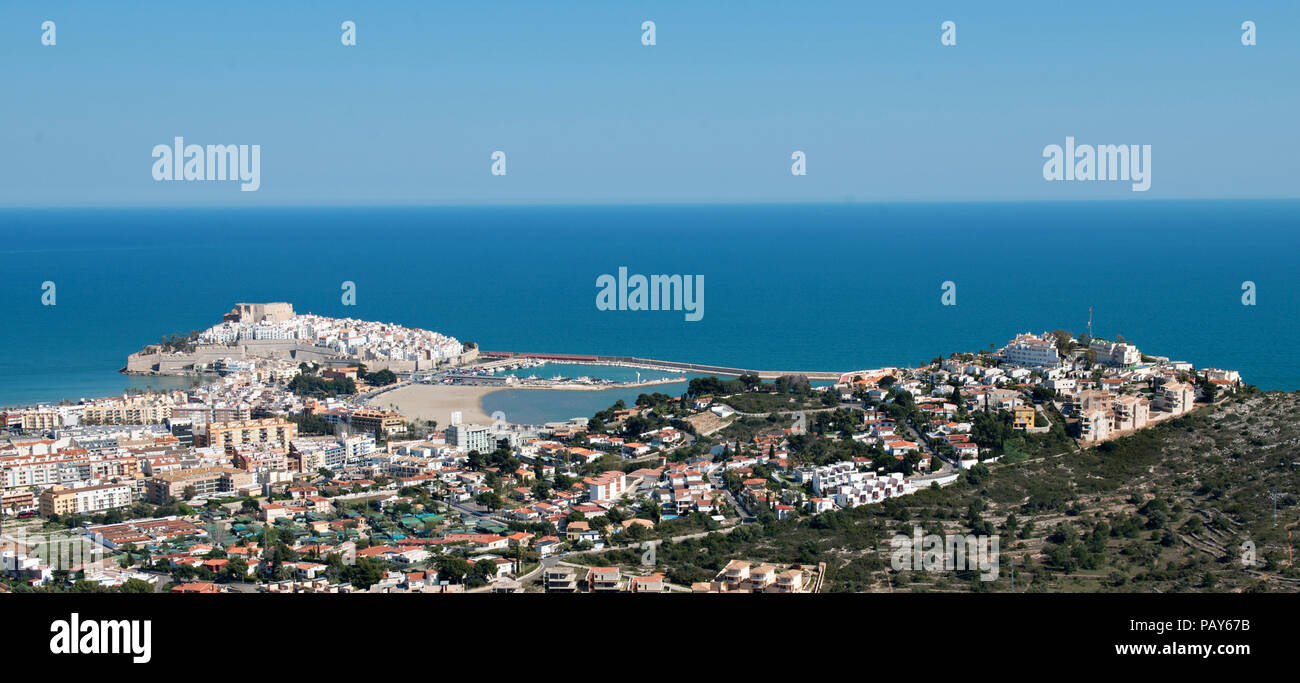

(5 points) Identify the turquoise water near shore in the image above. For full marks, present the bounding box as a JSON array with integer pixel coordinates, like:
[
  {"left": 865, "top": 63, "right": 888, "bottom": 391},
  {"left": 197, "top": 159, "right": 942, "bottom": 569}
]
[
  {"left": 482, "top": 381, "right": 692, "bottom": 426},
  {"left": 1, "top": 202, "right": 1297, "bottom": 420},
  {"left": 482, "top": 362, "right": 703, "bottom": 424}
]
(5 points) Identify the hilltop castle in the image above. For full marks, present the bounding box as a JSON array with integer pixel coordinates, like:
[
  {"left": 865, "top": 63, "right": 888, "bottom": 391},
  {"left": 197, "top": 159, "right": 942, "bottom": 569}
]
[{"left": 223, "top": 302, "right": 295, "bottom": 324}]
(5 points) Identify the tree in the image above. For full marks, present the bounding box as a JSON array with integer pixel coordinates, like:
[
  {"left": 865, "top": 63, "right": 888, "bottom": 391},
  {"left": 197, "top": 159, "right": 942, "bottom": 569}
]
[
  {"left": 345, "top": 557, "right": 386, "bottom": 589},
  {"left": 892, "top": 389, "right": 914, "bottom": 409},
  {"left": 367, "top": 369, "right": 398, "bottom": 386},
  {"left": 182, "top": 485, "right": 197, "bottom": 500},
  {"left": 221, "top": 558, "right": 249, "bottom": 582},
  {"left": 119, "top": 578, "right": 153, "bottom": 594},
  {"left": 1050, "top": 330, "right": 1075, "bottom": 354},
  {"left": 1196, "top": 375, "right": 1219, "bottom": 403},
  {"left": 470, "top": 559, "right": 497, "bottom": 585},
  {"left": 435, "top": 555, "right": 474, "bottom": 583},
  {"left": 475, "top": 492, "right": 504, "bottom": 510}
]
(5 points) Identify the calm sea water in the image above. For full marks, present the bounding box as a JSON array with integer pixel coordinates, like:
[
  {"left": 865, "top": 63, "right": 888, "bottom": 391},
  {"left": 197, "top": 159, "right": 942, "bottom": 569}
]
[{"left": 1, "top": 202, "right": 1296, "bottom": 417}]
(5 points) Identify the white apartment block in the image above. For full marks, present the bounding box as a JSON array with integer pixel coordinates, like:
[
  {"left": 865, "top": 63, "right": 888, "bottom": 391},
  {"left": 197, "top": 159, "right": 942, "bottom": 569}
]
[
  {"left": 1079, "top": 409, "right": 1112, "bottom": 442},
  {"left": 340, "top": 435, "right": 376, "bottom": 464},
  {"left": 1157, "top": 382, "right": 1196, "bottom": 415},
  {"left": 998, "top": 333, "right": 1062, "bottom": 368},
  {"left": 39, "top": 482, "right": 134, "bottom": 516},
  {"left": 1090, "top": 339, "right": 1141, "bottom": 367},
  {"left": 809, "top": 462, "right": 912, "bottom": 508},
  {"left": 446, "top": 424, "right": 494, "bottom": 454},
  {"left": 586, "top": 471, "right": 627, "bottom": 502}
]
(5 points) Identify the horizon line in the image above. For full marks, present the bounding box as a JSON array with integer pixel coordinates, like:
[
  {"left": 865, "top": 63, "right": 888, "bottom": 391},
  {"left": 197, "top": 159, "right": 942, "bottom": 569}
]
[{"left": 2, "top": 196, "right": 1299, "bottom": 210}]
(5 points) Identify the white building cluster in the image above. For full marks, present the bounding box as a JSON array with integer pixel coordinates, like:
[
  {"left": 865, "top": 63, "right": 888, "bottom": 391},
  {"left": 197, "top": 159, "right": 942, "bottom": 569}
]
[
  {"left": 810, "top": 462, "right": 914, "bottom": 509},
  {"left": 201, "top": 313, "right": 464, "bottom": 364},
  {"left": 997, "top": 332, "right": 1062, "bottom": 368}
]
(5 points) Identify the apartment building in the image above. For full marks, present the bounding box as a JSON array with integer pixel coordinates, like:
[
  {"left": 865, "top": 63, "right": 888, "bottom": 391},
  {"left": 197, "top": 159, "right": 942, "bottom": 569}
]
[
  {"left": 1, "top": 451, "right": 138, "bottom": 490},
  {"left": 83, "top": 397, "right": 176, "bottom": 425},
  {"left": 291, "top": 438, "right": 346, "bottom": 473},
  {"left": 446, "top": 423, "right": 494, "bottom": 454},
  {"left": 171, "top": 404, "right": 252, "bottom": 427},
  {"left": 1079, "top": 409, "right": 1112, "bottom": 442},
  {"left": 38, "top": 482, "right": 133, "bottom": 517},
  {"left": 584, "top": 470, "right": 627, "bottom": 503},
  {"left": 1112, "top": 395, "right": 1150, "bottom": 432},
  {"left": 339, "top": 434, "right": 376, "bottom": 464},
  {"left": 1090, "top": 339, "right": 1141, "bottom": 367},
  {"left": 1, "top": 489, "right": 36, "bottom": 512},
  {"left": 1073, "top": 390, "right": 1113, "bottom": 416},
  {"left": 1156, "top": 382, "right": 1196, "bottom": 415},
  {"left": 197, "top": 418, "right": 297, "bottom": 453},
  {"left": 146, "top": 466, "right": 253, "bottom": 503},
  {"left": 1046, "top": 378, "right": 1077, "bottom": 396},
  {"left": 17, "top": 409, "right": 61, "bottom": 431},
  {"left": 998, "top": 333, "right": 1062, "bottom": 367},
  {"left": 349, "top": 409, "right": 405, "bottom": 436}
]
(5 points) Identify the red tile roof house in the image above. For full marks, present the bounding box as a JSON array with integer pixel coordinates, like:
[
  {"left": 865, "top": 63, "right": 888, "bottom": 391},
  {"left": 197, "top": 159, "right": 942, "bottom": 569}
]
[
  {"left": 505, "top": 532, "right": 533, "bottom": 548},
  {"left": 585, "top": 567, "right": 622, "bottom": 592},
  {"left": 201, "top": 558, "right": 230, "bottom": 573},
  {"left": 629, "top": 573, "right": 666, "bottom": 593}
]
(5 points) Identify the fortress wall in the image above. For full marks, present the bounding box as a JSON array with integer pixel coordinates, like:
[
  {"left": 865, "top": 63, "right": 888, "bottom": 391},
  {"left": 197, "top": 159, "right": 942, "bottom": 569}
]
[{"left": 127, "top": 338, "right": 468, "bottom": 376}]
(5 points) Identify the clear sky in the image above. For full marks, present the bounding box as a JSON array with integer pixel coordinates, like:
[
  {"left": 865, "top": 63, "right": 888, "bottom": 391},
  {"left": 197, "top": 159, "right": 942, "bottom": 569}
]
[{"left": 1, "top": 1, "right": 1296, "bottom": 205}]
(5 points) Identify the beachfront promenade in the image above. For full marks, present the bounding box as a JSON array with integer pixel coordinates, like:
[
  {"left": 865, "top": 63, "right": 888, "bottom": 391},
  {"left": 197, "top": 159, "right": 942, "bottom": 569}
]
[{"left": 479, "top": 351, "right": 844, "bottom": 381}]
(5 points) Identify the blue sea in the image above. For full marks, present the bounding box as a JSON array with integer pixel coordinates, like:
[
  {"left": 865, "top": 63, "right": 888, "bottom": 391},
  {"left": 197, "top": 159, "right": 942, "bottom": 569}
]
[{"left": 1, "top": 202, "right": 1297, "bottom": 421}]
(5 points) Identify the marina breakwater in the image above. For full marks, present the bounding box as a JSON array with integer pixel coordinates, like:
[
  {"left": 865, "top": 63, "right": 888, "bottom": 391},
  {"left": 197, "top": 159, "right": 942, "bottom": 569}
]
[{"left": 479, "top": 351, "right": 845, "bottom": 381}]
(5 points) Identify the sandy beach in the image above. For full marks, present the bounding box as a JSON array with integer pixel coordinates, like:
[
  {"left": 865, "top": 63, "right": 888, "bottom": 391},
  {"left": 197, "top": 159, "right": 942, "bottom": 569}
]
[
  {"left": 368, "top": 383, "right": 499, "bottom": 427},
  {"left": 370, "top": 376, "right": 688, "bottom": 428}
]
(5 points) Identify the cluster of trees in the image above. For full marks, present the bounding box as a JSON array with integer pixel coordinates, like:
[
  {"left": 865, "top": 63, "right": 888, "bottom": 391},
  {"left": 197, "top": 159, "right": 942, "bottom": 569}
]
[
  {"left": 587, "top": 398, "right": 673, "bottom": 439},
  {"left": 685, "top": 374, "right": 760, "bottom": 398},
  {"left": 7, "top": 576, "right": 158, "bottom": 594},
  {"left": 968, "top": 407, "right": 1073, "bottom": 460},
  {"left": 685, "top": 373, "right": 816, "bottom": 399},
  {"left": 1042, "top": 520, "right": 1112, "bottom": 573},
  {"left": 285, "top": 411, "right": 338, "bottom": 435},
  {"left": 432, "top": 553, "right": 500, "bottom": 587},
  {"left": 287, "top": 373, "right": 356, "bottom": 397},
  {"left": 358, "top": 366, "right": 398, "bottom": 386},
  {"left": 158, "top": 330, "right": 201, "bottom": 353}
]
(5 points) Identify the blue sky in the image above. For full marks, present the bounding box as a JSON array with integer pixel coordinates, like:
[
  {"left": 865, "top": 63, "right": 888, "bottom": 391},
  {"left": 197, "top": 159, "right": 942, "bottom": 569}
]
[{"left": 1, "top": 1, "right": 1296, "bottom": 205}]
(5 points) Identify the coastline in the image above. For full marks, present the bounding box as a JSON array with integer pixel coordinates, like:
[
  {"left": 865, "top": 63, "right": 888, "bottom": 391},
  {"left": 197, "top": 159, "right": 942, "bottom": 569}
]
[
  {"left": 372, "top": 377, "right": 688, "bottom": 427},
  {"left": 370, "top": 384, "right": 499, "bottom": 426}
]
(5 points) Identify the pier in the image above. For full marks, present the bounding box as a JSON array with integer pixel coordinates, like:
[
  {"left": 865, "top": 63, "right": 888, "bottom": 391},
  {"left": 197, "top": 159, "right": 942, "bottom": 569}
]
[{"left": 478, "top": 351, "right": 845, "bottom": 382}]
